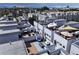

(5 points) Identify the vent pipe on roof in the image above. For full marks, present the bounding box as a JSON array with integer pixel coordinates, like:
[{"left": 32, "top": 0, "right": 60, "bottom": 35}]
[{"left": 9, "top": 41, "right": 12, "bottom": 45}]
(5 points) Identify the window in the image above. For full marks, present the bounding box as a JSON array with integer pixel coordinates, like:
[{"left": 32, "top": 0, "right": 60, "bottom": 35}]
[
  {"left": 60, "top": 43, "right": 62, "bottom": 46},
  {"left": 54, "top": 40, "right": 57, "bottom": 45},
  {"left": 63, "top": 46, "right": 65, "bottom": 48},
  {"left": 45, "top": 33, "right": 50, "bottom": 38},
  {"left": 18, "top": 35, "right": 22, "bottom": 38},
  {"left": 76, "top": 54, "right": 78, "bottom": 55}
]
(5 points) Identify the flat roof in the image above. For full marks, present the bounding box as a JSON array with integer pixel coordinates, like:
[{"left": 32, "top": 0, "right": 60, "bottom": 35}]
[
  {"left": 0, "top": 40, "right": 26, "bottom": 55},
  {"left": 0, "top": 23, "right": 17, "bottom": 27},
  {"left": 66, "top": 21, "right": 79, "bottom": 25},
  {"left": 0, "top": 29, "right": 20, "bottom": 35},
  {"left": 54, "top": 19, "right": 66, "bottom": 22},
  {"left": 0, "top": 20, "right": 16, "bottom": 23},
  {"left": 23, "top": 36, "right": 36, "bottom": 42},
  {"left": 26, "top": 42, "right": 38, "bottom": 54},
  {"left": 65, "top": 21, "right": 79, "bottom": 29}
]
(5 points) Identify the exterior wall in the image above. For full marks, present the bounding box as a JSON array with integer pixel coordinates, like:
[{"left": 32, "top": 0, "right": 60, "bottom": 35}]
[
  {"left": 54, "top": 32, "right": 68, "bottom": 50},
  {"left": 34, "top": 21, "right": 53, "bottom": 45},
  {"left": 70, "top": 44, "right": 79, "bottom": 55},
  {"left": 44, "top": 27, "right": 53, "bottom": 45},
  {"left": 60, "top": 49, "right": 69, "bottom": 55},
  {"left": 66, "top": 39, "right": 76, "bottom": 53},
  {"left": 34, "top": 21, "right": 44, "bottom": 38},
  {"left": 60, "top": 51, "right": 67, "bottom": 55},
  {"left": 44, "top": 27, "right": 53, "bottom": 41},
  {"left": 28, "top": 13, "right": 33, "bottom": 18},
  {"left": 38, "top": 23, "right": 43, "bottom": 33},
  {"left": 34, "top": 21, "right": 39, "bottom": 31},
  {"left": 54, "top": 32, "right": 75, "bottom": 53},
  {"left": 54, "top": 32, "right": 76, "bottom": 53},
  {"left": 34, "top": 21, "right": 53, "bottom": 40}
]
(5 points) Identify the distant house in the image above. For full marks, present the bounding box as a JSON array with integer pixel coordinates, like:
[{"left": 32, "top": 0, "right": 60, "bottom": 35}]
[
  {"left": 17, "top": 16, "right": 28, "bottom": 23},
  {"left": 28, "top": 13, "right": 33, "bottom": 18},
  {"left": 38, "top": 14, "right": 47, "bottom": 21}
]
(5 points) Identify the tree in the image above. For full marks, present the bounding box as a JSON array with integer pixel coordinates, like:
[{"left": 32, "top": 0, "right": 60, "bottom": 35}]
[
  {"left": 42, "top": 6, "right": 49, "bottom": 10},
  {"left": 39, "top": 6, "right": 49, "bottom": 11},
  {"left": 66, "top": 5, "right": 69, "bottom": 8},
  {"left": 29, "top": 15, "right": 36, "bottom": 25}
]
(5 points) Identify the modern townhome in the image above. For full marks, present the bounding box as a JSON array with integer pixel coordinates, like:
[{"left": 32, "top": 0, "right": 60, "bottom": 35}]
[
  {"left": 53, "top": 21, "right": 79, "bottom": 53},
  {"left": 34, "top": 21, "right": 54, "bottom": 46},
  {"left": 34, "top": 14, "right": 79, "bottom": 54},
  {"left": 34, "top": 18, "right": 67, "bottom": 46},
  {"left": 53, "top": 31, "right": 76, "bottom": 53}
]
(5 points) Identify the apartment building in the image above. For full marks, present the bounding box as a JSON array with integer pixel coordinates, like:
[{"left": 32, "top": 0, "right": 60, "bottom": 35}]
[
  {"left": 34, "top": 21, "right": 54, "bottom": 46},
  {"left": 41, "top": 11, "right": 79, "bottom": 21},
  {"left": 53, "top": 31, "right": 76, "bottom": 53},
  {"left": 34, "top": 14, "right": 79, "bottom": 54},
  {"left": 53, "top": 21, "right": 79, "bottom": 53},
  {"left": 34, "top": 16, "right": 67, "bottom": 45}
]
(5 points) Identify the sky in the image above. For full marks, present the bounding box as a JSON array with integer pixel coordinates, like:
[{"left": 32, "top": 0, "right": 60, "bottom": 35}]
[{"left": 0, "top": 3, "right": 79, "bottom": 8}]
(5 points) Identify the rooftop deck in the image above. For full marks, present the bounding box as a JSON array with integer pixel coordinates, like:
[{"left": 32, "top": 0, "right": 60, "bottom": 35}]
[{"left": 25, "top": 42, "right": 38, "bottom": 55}]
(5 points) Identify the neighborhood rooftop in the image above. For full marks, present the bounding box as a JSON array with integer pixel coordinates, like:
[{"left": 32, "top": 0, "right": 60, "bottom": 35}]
[{"left": 0, "top": 7, "right": 79, "bottom": 55}]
